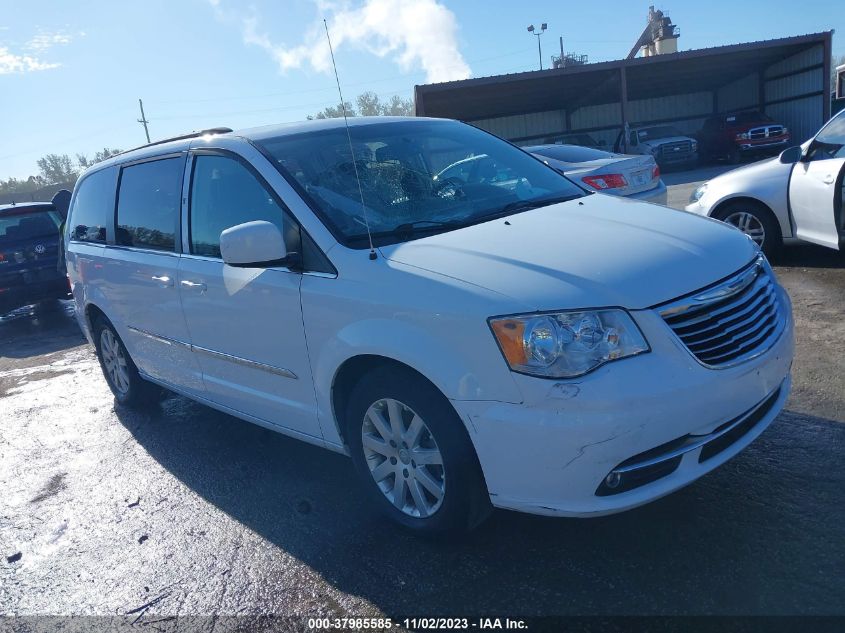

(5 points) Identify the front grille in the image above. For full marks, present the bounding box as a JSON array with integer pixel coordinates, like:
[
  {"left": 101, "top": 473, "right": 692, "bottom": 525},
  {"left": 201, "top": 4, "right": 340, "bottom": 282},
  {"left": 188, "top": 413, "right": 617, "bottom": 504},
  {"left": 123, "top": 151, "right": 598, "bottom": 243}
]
[
  {"left": 658, "top": 256, "right": 786, "bottom": 368},
  {"left": 659, "top": 140, "right": 693, "bottom": 159},
  {"left": 749, "top": 125, "right": 784, "bottom": 140}
]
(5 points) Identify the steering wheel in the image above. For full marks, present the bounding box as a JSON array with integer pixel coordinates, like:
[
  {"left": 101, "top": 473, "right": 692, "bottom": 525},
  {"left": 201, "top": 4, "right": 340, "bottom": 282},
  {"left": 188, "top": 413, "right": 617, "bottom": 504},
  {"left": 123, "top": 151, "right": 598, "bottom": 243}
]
[{"left": 433, "top": 176, "right": 467, "bottom": 200}]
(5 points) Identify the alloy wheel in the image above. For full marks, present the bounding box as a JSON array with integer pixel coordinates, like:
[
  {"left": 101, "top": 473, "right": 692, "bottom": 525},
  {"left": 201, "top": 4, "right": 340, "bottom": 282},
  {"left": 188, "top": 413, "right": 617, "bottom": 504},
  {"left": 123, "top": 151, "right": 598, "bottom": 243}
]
[
  {"left": 723, "top": 211, "right": 765, "bottom": 246},
  {"left": 361, "top": 398, "right": 446, "bottom": 518},
  {"left": 100, "top": 329, "right": 130, "bottom": 395}
]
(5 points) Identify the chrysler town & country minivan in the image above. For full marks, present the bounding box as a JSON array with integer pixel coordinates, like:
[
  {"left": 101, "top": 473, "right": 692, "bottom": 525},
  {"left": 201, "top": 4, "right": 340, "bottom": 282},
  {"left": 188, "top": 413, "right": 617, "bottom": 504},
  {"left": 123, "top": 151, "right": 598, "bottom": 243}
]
[{"left": 66, "top": 118, "right": 794, "bottom": 535}]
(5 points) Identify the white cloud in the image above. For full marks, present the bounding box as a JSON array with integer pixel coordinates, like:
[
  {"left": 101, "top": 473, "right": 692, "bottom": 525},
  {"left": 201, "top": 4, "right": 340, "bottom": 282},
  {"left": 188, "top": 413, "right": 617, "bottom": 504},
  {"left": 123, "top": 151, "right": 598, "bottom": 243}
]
[
  {"left": 0, "top": 47, "right": 59, "bottom": 74},
  {"left": 215, "top": 0, "right": 471, "bottom": 84},
  {"left": 25, "top": 32, "right": 73, "bottom": 52},
  {"left": 0, "top": 30, "right": 76, "bottom": 75}
]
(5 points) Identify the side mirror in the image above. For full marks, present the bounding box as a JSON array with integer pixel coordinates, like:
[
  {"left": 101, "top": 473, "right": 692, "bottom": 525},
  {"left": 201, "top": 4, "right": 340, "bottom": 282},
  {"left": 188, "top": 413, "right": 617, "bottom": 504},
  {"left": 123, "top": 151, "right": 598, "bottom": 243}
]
[
  {"left": 779, "top": 146, "right": 803, "bottom": 164},
  {"left": 220, "top": 220, "right": 292, "bottom": 268}
]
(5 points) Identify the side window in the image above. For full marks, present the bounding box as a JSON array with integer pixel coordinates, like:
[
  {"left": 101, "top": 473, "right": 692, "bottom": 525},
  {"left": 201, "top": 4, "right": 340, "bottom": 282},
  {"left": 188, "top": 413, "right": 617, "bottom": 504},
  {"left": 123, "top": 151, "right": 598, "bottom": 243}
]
[
  {"left": 189, "top": 154, "right": 297, "bottom": 258},
  {"left": 68, "top": 168, "right": 115, "bottom": 243},
  {"left": 116, "top": 158, "right": 183, "bottom": 251}
]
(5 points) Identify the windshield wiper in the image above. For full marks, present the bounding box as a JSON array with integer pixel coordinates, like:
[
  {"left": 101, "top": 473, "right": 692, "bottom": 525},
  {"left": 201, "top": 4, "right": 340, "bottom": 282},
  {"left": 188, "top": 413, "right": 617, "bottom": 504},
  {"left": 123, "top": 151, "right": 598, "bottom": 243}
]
[
  {"left": 384, "top": 219, "right": 467, "bottom": 236},
  {"left": 496, "top": 193, "right": 583, "bottom": 217}
]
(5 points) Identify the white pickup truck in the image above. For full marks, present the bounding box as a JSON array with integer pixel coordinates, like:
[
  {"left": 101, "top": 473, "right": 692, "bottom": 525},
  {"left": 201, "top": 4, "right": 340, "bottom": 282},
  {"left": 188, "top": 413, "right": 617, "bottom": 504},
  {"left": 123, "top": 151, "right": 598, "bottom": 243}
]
[{"left": 614, "top": 124, "right": 699, "bottom": 169}]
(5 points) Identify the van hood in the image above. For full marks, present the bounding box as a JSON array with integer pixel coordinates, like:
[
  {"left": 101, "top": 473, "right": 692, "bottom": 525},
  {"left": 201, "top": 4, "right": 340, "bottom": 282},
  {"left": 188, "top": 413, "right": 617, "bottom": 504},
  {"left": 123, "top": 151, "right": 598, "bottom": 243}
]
[{"left": 379, "top": 195, "right": 757, "bottom": 311}]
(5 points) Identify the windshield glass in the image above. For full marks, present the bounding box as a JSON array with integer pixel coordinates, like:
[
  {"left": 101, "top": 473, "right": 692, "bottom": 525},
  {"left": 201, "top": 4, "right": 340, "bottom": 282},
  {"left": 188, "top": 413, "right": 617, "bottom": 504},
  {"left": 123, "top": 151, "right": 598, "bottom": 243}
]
[
  {"left": 0, "top": 209, "right": 61, "bottom": 246},
  {"left": 256, "top": 119, "right": 585, "bottom": 246},
  {"left": 527, "top": 145, "right": 612, "bottom": 163},
  {"left": 637, "top": 126, "right": 684, "bottom": 141},
  {"left": 808, "top": 109, "right": 845, "bottom": 160}
]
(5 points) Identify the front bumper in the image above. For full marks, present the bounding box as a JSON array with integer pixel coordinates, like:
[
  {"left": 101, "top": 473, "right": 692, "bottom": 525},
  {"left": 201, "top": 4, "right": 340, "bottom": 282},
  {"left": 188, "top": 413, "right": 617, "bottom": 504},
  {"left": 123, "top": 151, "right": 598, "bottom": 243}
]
[
  {"left": 738, "top": 138, "right": 789, "bottom": 154},
  {"left": 454, "top": 287, "right": 793, "bottom": 517}
]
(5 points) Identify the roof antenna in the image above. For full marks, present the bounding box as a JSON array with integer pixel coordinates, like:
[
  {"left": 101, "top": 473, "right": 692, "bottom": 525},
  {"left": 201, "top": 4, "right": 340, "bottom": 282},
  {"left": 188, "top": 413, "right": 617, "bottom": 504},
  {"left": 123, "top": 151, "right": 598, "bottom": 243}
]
[{"left": 323, "top": 19, "right": 377, "bottom": 261}]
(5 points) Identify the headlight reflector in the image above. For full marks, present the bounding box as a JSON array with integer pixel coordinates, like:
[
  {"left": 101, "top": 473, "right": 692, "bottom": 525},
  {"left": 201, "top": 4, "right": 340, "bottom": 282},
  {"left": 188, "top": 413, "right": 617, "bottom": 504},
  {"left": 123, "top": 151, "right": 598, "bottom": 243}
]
[{"left": 489, "top": 309, "right": 649, "bottom": 378}]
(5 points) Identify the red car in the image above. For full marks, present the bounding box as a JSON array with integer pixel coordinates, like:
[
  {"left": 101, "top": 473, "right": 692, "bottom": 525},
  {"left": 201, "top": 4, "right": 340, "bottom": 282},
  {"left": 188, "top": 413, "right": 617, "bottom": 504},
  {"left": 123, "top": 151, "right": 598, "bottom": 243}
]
[{"left": 697, "top": 111, "right": 790, "bottom": 164}]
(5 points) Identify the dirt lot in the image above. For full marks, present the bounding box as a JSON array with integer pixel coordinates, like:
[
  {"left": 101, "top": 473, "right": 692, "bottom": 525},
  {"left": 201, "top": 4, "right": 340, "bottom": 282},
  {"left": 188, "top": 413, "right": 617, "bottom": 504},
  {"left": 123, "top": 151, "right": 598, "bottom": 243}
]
[{"left": 1, "top": 178, "right": 844, "bottom": 622}]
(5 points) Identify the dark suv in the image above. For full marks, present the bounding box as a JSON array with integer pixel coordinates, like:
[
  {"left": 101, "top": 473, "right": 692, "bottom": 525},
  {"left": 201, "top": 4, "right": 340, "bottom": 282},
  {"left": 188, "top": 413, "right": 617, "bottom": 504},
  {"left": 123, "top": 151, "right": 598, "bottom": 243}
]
[
  {"left": 0, "top": 201, "right": 71, "bottom": 315},
  {"left": 697, "top": 110, "right": 790, "bottom": 164}
]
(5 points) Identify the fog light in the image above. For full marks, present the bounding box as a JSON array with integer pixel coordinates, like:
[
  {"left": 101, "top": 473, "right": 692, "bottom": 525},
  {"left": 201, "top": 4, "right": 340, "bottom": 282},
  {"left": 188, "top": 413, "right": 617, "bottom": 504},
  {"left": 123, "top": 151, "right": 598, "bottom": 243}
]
[{"left": 604, "top": 472, "right": 622, "bottom": 489}]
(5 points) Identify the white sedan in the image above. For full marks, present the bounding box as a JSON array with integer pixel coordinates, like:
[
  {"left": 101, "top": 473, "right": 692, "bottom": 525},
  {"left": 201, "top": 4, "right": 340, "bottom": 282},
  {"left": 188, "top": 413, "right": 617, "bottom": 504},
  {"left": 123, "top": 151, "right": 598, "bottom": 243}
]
[
  {"left": 526, "top": 144, "right": 668, "bottom": 205},
  {"left": 686, "top": 108, "right": 845, "bottom": 256}
]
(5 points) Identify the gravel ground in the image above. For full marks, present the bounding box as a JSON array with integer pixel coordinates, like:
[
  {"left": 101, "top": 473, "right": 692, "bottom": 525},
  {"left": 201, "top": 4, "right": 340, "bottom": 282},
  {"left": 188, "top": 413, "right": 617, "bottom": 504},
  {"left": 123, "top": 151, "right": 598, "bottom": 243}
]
[{"left": 1, "top": 177, "right": 843, "bottom": 622}]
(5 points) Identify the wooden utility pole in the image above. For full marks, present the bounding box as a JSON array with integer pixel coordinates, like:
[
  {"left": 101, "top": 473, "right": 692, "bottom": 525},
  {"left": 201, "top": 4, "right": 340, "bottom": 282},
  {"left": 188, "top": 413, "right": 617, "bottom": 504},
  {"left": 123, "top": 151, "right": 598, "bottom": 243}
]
[{"left": 137, "top": 99, "right": 151, "bottom": 143}]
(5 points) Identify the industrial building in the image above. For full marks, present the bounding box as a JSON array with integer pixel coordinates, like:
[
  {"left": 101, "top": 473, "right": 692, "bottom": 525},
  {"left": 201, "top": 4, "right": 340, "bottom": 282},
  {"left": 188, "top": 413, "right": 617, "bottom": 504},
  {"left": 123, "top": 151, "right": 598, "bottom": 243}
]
[{"left": 414, "top": 31, "right": 834, "bottom": 150}]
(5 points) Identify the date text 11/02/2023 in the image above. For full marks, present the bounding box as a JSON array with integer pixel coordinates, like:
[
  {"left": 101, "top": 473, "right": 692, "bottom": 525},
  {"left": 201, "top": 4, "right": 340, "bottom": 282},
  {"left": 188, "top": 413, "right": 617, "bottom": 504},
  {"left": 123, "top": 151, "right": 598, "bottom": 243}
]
[{"left": 307, "top": 617, "right": 529, "bottom": 630}]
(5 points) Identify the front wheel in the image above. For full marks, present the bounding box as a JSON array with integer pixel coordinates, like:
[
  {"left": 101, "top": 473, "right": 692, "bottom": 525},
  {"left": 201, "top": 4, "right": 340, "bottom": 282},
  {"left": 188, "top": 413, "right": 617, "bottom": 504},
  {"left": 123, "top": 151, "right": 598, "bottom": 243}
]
[
  {"left": 714, "top": 201, "right": 783, "bottom": 259},
  {"left": 345, "top": 366, "right": 491, "bottom": 536}
]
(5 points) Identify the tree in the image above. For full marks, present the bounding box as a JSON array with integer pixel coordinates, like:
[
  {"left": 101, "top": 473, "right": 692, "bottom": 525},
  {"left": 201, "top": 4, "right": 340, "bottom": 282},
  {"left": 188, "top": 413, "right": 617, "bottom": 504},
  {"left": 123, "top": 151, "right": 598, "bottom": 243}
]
[
  {"left": 0, "top": 147, "right": 123, "bottom": 197},
  {"left": 356, "top": 91, "right": 382, "bottom": 116},
  {"left": 381, "top": 94, "right": 414, "bottom": 116},
  {"left": 36, "top": 154, "right": 78, "bottom": 185},
  {"left": 308, "top": 101, "right": 356, "bottom": 120},
  {"left": 0, "top": 175, "right": 46, "bottom": 195},
  {"left": 77, "top": 148, "right": 122, "bottom": 170},
  {"left": 308, "top": 91, "right": 415, "bottom": 120}
]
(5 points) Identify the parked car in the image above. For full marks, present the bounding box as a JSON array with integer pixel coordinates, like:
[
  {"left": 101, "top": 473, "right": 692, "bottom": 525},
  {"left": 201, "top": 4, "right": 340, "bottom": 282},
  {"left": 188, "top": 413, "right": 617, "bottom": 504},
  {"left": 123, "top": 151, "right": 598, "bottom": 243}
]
[
  {"left": 66, "top": 117, "right": 793, "bottom": 535},
  {"left": 0, "top": 201, "right": 71, "bottom": 315},
  {"left": 542, "top": 132, "right": 605, "bottom": 149},
  {"left": 525, "top": 144, "right": 667, "bottom": 204},
  {"left": 697, "top": 110, "right": 791, "bottom": 164},
  {"left": 614, "top": 124, "right": 698, "bottom": 169},
  {"left": 686, "top": 107, "right": 845, "bottom": 256}
]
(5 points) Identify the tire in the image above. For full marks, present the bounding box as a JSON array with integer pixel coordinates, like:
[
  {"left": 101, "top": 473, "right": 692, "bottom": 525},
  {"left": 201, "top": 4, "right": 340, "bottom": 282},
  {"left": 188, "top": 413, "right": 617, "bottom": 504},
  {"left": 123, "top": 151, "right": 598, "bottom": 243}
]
[
  {"left": 728, "top": 148, "right": 742, "bottom": 165},
  {"left": 92, "top": 316, "right": 164, "bottom": 408},
  {"left": 713, "top": 200, "right": 783, "bottom": 260},
  {"left": 345, "top": 365, "right": 491, "bottom": 537}
]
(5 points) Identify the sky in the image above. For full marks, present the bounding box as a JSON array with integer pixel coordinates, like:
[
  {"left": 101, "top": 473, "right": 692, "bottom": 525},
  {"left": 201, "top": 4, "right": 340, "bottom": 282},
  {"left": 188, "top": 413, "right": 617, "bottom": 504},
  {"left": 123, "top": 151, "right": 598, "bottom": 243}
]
[{"left": 1, "top": 0, "right": 842, "bottom": 180}]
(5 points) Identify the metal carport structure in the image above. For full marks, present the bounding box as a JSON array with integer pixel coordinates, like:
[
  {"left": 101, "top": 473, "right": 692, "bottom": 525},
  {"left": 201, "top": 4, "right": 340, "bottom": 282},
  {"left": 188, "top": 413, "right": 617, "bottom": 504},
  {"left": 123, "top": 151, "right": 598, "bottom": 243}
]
[{"left": 414, "top": 32, "right": 833, "bottom": 150}]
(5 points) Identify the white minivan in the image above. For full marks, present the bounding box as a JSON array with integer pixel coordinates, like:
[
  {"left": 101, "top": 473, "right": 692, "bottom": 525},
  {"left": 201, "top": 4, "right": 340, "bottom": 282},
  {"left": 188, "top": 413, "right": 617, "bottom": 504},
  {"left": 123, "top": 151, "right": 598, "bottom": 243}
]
[{"left": 66, "top": 117, "right": 794, "bottom": 535}]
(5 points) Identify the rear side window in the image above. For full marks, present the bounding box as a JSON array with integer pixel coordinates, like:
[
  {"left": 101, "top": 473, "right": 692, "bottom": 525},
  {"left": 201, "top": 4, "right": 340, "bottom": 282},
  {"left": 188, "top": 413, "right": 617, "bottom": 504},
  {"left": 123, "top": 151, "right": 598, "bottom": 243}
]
[
  {"left": 69, "top": 168, "right": 115, "bottom": 243},
  {"left": 116, "top": 158, "right": 183, "bottom": 252},
  {"left": 189, "top": 154, "right": 294, "bottom": 258}
]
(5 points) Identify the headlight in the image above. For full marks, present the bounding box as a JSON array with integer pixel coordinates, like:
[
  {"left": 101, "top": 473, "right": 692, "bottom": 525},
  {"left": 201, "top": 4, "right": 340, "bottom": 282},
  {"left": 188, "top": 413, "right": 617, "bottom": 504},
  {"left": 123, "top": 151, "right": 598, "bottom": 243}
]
[
  {"left": 690, "top": 182, "right": 708, "bottom": 203},
  {"left": 489, "top": 309, "right": 649, "bottom": 378}
]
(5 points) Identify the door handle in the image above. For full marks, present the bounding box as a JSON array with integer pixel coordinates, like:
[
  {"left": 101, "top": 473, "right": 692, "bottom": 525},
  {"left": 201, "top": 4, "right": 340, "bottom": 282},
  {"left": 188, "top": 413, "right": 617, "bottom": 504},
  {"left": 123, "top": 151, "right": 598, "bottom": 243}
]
[
  {"left": 822, "top": 174, "right": 834, "bottom": 185},
  {"left": 151, "top": 275, "right": 173, "bottom": 287},
  {"left": 181, "top": 280, "right": 207, "bottom": 292}
]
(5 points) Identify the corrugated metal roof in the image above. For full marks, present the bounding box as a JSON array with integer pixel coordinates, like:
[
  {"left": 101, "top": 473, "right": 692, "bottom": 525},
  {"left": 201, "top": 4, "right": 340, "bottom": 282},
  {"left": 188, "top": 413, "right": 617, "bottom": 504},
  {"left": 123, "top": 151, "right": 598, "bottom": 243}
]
[
  {"left": 416, "top": 32, "right": 833, "bottom": 90},
  {"left": 415, "top": 32, "right": 833, "bottom": 122}
]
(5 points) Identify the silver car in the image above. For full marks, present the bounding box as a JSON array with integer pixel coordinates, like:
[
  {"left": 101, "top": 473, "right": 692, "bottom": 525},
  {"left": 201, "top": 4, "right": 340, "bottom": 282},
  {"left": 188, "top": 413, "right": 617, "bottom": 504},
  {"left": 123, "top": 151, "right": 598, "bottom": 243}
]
[
  {"left": 686, "top": 108, "right": 845, "bottom": 256},
  {"left": 526, "top": 144, "right": 667, "bottom": 205}
]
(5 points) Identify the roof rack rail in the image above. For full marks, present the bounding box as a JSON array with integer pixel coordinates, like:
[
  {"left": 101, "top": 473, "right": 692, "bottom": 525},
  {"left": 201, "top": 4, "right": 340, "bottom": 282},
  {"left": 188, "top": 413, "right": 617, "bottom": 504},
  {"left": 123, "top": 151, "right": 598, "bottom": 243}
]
[{"left": 112, "top": 127, "right": 233, "bottom": 159}]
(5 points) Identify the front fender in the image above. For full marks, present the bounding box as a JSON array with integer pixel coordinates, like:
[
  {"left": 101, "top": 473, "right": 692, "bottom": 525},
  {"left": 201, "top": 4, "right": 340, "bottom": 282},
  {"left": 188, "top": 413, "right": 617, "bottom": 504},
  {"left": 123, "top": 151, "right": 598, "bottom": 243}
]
[{"left": 304, "top": 311, "right": 524, "bottom": 447}]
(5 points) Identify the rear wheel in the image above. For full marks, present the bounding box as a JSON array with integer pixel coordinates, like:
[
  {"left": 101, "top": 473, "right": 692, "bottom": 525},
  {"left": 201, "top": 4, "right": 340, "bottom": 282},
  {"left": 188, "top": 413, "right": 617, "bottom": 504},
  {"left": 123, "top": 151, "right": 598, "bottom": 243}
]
[
  {"left": 345, "top": 365, "right": 491, "bottom": 536},
  {"left": 93, "top": 317, "right": 163, "bottom": 408},
  {"left": 714, "top": 200, "right": 782, "bottom": 259}
]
